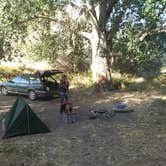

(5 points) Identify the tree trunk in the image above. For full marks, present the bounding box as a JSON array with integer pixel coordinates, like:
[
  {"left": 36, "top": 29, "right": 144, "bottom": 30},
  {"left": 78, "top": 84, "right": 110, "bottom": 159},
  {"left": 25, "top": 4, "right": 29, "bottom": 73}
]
[{"left": 90, "top": 27, "right": 112, "bottom": 92}]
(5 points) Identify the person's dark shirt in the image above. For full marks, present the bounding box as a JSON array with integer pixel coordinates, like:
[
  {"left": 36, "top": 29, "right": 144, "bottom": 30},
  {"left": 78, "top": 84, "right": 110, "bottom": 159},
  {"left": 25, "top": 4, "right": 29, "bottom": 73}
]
[{"left": 59, "top": 80, "right": 69, "bottom": 94}]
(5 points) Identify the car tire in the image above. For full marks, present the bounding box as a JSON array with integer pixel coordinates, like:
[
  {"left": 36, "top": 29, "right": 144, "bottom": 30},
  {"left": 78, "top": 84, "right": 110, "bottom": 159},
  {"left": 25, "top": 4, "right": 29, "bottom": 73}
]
[
  {"left": 1, "top": 86, "right": 8, "bottom": 95},
  {"left": 28, "top": 90, "right": 37, "bottom": 100}
]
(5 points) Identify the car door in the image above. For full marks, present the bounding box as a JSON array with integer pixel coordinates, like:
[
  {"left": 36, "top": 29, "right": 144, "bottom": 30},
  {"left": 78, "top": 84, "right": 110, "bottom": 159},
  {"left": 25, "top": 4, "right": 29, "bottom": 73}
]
[
  {"left": 16, "top": 75, "right": 29, "bottom": 94},
  {"left": 7, "top": 76, "right": 21, "bottom": 93}
]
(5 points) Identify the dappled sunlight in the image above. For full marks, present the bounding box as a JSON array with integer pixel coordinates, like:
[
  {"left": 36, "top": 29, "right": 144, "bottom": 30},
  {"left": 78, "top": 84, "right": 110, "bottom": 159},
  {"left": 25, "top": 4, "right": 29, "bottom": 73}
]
[
  {"left": 88, "top": 91, "right": 166, "bottom": 111},
  {"left": 0, "top": 105, "right": 11, "bottom": 113},
  {"left": 70, "top": 72, "right": 93, "bottom": 89},
  {"left": 0, "top": 105, "right": 12, "bottom": 109},
  {"left": 162, "top": 96, "right": 166, "bottom": 100},
  {"left": 95, "top": 100, "right": 107, "bottom": 105},
  {"left": 125, "top": 98, "right": 149, "bottom": 104},
  {"left": 0, "top": 89, "right": 165, "bottom": 166},
  {"left": 151, "top": 94, "right": 166, "bottom": 100},
  {"left": 1, "top": 61, "right": 50, "bottom": 70},
  {"left": 0, "top": 105, "right": 12, "bottom": 116},
  {"left": 121, "top": 94, "right": 136, "bottom": 98}
]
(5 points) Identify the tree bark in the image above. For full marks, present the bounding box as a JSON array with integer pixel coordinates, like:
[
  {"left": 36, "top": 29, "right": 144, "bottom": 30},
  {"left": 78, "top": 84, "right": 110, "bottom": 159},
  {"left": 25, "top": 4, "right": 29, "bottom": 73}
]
[{"left": 90, "top": 26, "right": 112, "bottom": 92}]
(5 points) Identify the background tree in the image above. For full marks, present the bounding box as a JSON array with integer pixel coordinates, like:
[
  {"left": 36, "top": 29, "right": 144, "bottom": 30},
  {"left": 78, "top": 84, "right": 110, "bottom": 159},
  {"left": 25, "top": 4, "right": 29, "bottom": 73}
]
[
  {"left": 0, "top": 0, "right": 165, "bottom": 86},
  {"left": 0, "top": 0, "right": 91, "bottom": 72},
  {"left": 112, "top": 0, "right": 166, "bottom": 79},
  {"left": 70, "top": 0, "right": 166, "bottom": 86}
]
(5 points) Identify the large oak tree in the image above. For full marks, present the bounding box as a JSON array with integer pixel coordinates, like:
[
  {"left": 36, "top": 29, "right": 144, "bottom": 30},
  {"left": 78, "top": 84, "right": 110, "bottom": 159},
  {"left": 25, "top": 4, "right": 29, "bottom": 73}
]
[
  {"left": 0, "top": 0, "right": 165, "bottom": 88},
  {"left": 70, "top": 0, "right": 166, "bottom": 86}
]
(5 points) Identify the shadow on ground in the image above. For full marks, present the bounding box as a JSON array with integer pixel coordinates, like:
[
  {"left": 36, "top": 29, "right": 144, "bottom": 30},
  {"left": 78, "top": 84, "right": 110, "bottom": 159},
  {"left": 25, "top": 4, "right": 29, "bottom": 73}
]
[{"left": 0, "top": 88, "right": 165, "bottom": 166}]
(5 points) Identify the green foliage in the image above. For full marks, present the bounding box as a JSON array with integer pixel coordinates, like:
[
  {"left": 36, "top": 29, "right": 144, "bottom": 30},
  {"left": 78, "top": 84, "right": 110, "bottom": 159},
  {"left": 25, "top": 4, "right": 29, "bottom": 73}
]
[
  {"left": 113, "top": 31, "right": 163, "bottom": 78},
  {"left": 0, "top": 0, "right": 165, "bottom": 79},
  {"left": 27, "top": 25, "right": 91, "bottom": 72},
  {"left": 111, "top": 71, "right": 165, "bottom": 92},
  {"left": 111, "top": 0, "right": 166, "bottom": 78},
  {"left": 0, "top": 0, "right": 91, "bottom": 72},
  {"left": 68, "top": 71, "right": 93, "bottom": 88},
  {"left": 0, "top": 65, "right": 34, "bottom": 81},
  {"left": 128, "top": 81, "right": 162, "bottom": 92},
  {"left": 0, "top": 0, "right": 61, "bottom": 60}
]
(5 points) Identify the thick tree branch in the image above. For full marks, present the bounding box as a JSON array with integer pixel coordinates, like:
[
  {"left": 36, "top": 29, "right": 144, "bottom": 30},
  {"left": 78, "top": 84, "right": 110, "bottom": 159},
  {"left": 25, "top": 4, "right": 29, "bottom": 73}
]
[
  {"left": 71, "top": 1, "right": 100, "bottom": 32},
  {"left": 70, "top": 1, "right": 104, "bottom": 33},
  {"left": 137, "top": 5, "right": 166, "bottom": 42},
  {"left": 80, "top": 32, "right": 92, "bottom": 40},
  {"left": 98, "top": 0, "right": 107, "bottom": 30},
  {"left": 88, "top": 9, "right": 100, "bottom": 31},
  {"left": 105, "top": 0, "right": 119, "bottom": 22},
  {"left": 89, "top": 0, "right": 99, "bottom": 21},
  {"left": 107, "top": 10, "right": 124, "bottom": 41},
  {"left": 18, "top": 15, "right": 66, "bottom": 27},
  {"left": 107, "top": 0, "right": 129, "bottom": 42},
  {"left": 88, "top": 2, "right": 100, "bottom": 31},
  {"left": 138, "top": 25, "right": 166, "bottom": 42},
  {"left": 35, "top": 15, "right": 58, "bottom": 22}
]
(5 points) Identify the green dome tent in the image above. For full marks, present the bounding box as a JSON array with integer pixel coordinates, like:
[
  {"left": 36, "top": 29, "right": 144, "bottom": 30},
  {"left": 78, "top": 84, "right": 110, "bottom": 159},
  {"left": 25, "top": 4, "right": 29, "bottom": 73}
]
[{"left": 2, "top": 97, "right": 50, "bottom": 139}]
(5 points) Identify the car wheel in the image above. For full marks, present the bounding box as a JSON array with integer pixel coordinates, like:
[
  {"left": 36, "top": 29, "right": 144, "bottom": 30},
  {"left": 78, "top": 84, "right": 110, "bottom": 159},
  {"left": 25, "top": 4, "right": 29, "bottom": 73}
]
[
  {"left": 28, "top": 90, "right": 37, "bottom": 100},
  {"left": 1, "top": 86, "right": 8, "bottom": 95}
]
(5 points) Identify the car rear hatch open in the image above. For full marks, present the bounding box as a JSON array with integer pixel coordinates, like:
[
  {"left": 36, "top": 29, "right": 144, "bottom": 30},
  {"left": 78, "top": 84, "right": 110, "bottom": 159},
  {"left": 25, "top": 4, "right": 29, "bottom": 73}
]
[
  {"left": 37, "top": 70, "right": 63, "bottom": 95},
  {"left": 39, "top": 70, "right": 63, "bottom": 77}
]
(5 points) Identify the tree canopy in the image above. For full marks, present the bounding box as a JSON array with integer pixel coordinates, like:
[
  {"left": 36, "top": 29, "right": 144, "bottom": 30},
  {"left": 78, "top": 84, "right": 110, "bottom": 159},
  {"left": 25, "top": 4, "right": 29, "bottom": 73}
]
[{"left": 0, "top": 0, "right": 165, "bottom": 79}]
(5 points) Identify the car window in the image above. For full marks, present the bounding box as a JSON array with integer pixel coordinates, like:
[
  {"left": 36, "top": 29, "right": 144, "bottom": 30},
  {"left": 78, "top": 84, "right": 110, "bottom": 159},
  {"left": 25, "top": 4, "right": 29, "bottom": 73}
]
[
  {"left": 20, "top": 76, "right": 29, "bottom": 84},
  {"left": 29, "top": 76, "right": 41, "bottom": 84},
  {"left": 11, "top": 76, "right": 21, "bottom": 83}
]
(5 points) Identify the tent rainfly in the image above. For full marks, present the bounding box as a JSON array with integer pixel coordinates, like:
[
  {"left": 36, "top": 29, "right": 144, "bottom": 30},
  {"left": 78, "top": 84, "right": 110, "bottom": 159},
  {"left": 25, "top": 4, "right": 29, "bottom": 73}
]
[{"left": 2, "top": 97, "right": 50, "bottom": 139}]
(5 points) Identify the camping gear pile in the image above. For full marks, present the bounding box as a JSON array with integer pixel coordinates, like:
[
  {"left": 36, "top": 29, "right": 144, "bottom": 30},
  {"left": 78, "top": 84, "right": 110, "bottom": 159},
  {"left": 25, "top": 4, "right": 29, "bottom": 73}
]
[
  {"left": 88, "top": 109, "right": 115, "bottom": 120},
  {"left": 88, "top": 103, "right": 134, "bottom": 120}
]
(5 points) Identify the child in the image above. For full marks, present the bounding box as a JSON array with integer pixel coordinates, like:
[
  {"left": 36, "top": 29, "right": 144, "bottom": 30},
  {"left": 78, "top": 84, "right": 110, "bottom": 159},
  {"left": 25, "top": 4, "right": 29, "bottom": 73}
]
[{"left": 59, "top": 74, "right": 69, "bottom": 114}]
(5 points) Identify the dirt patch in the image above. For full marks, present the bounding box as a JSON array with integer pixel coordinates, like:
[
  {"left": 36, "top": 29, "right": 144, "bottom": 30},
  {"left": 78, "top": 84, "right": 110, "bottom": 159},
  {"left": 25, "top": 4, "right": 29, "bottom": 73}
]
[{"left": 0, "top": 90, "right": 166, "bottom": 166}]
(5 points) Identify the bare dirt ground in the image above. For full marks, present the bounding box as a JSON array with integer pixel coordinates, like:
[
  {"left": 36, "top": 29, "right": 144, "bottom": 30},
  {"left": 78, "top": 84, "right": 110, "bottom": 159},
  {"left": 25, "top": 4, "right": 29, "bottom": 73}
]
[{"left": 0, "top": 89, "right": 166, "bottom": 166}]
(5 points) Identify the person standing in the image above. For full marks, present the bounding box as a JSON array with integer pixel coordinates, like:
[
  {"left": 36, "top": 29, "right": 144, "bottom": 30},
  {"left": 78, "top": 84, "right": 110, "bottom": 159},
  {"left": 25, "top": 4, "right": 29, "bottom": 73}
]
[{"left": 59, "top": 74, "right": 69, "bottom": 114}]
